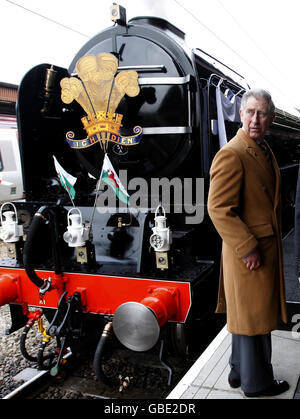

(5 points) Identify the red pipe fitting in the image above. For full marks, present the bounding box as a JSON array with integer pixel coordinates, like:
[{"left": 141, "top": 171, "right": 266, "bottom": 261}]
[
  {"left": 26, "top": 309, "right": 43, "bottom": 326},
  {"left": 140, "top": 287, "right": 178, "bottom": 326},
  {"left": 113, "top": 286, "right": 179, "bottom": 352},
  {"left": 0, "top": 274, "right": 18, "bottom": 307}
]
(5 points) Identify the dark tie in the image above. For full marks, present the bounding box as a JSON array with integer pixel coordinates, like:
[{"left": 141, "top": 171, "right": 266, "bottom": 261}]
[{"left": 257, "top": 141, "right": 272, "bottom": 166}]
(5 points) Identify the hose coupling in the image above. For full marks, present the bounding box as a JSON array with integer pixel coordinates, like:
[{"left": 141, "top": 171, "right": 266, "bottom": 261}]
[{"left": 39, "top": 278, "right": 52, "bottom": 303}]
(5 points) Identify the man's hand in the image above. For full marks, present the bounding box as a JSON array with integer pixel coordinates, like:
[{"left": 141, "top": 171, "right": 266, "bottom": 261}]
[{"left": 242, "top": 250, "right": 261, "bottom": 271}]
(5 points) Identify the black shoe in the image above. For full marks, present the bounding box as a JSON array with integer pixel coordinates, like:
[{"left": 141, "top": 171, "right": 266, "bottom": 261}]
[
  {"left": 228, "top": 377, "right": 241, "bottom": 388},
  {"left": 244, "top": 380, "right": 289, "bottom": 398}
]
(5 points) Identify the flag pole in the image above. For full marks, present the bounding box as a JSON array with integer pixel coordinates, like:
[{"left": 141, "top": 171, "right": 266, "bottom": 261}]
[
  {"left": 53, "top": 156, "right": 77, "bottom": 208},
  {"left": 89, "top": 153, "right": 106, "bottom": 231},
  {"left": 88, "top": 74, "right": 120, "bottom": 229},
  {"left": 63, "top": 180, "right": 76, "bottom": 208}
]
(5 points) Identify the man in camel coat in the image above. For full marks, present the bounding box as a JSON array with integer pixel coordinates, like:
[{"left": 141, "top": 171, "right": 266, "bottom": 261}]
[{"left": 208, "top": 88, "right": 289, "bottom": 397}]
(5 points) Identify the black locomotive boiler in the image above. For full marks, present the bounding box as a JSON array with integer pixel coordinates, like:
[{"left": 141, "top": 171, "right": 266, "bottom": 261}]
[{"left": 0, "top": 4, "right": 299, "bottom": 384}]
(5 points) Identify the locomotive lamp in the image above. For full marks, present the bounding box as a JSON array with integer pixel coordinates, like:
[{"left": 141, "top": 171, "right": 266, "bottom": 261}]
[
  {"left": 0, "top": 203, "right": 23, "bottom": 243},
  {"left": 0, "top": 203, "right": 24, "bottom": 259},
  {"left": 149, "top": 206, "right": 172, "bottom": 270},
  {"left": 110, "top": 3, "right": 127, "bottom": 25},
  {"left": 63, "top": 208, "right": 91, "bottom": 263}
]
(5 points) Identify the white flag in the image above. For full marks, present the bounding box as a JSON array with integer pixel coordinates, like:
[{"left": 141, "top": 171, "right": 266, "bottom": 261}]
[{"left": 53, "top": 156, "right": 77, "bottom": 200}]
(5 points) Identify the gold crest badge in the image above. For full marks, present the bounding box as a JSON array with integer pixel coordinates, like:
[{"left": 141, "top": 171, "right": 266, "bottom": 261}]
[{"left": 60, "top": 53, "right": 142, "bottom": 152}]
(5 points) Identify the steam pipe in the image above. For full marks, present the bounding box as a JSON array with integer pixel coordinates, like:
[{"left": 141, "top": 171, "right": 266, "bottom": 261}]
[
  {"left": 23, "top": 206, "right": 62, "bottom": 289},
  {"left": 93, "top": 321, "right": 113, "bottom": 383}
]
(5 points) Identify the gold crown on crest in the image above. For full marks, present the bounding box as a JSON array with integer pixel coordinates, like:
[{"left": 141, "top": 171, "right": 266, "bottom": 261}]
[
  {"left": 81, "top": 111, "right": 123, "bottom": 138},
  {"left": 60, "top": 53, "right": 140, "bottom": 140}
]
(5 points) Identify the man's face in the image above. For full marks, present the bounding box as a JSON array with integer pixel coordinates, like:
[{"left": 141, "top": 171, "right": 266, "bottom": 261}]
[{"left": 240, "top": 96, "right": 274, "bottom": 140}]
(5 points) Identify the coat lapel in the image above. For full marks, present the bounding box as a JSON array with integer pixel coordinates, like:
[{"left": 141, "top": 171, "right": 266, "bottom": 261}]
[
  {"left": 237, "top": 129, "right": 276, "bottom": 201},
  {"left": 269, "top": 145, "right": 281, "bottom": 210},
  {"left": 245, "top": 141, "right": 273, "bottom": 178}
]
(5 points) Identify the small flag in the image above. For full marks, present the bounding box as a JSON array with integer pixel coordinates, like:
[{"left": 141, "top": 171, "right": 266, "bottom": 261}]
[
  {"left": 101, "top": 154, "right": 129, "bottom": 205},
  {"left": 53, "top": 156, "right": 77, "bottom": 200}
]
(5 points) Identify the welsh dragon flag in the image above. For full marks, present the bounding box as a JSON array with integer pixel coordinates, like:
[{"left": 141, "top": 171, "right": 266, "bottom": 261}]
[
  {"left": 101, "top": 153, "right": 129, "bottom": 205},
  {"left": 53, "top": 156, "right": 77, "bottom": 200}
]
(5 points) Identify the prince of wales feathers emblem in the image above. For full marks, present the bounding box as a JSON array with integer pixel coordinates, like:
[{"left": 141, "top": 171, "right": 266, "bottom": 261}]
[
  {"left": 59, "top": 53, "right": 139, "bottom": 205},
  {"left": 60, "top": 52, "right": 142, "bottom": 152}
]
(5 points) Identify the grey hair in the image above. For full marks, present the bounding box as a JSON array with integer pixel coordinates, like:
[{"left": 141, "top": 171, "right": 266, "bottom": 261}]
[{"left": 241, "top": 88, "right": 275, "bottom": 115}]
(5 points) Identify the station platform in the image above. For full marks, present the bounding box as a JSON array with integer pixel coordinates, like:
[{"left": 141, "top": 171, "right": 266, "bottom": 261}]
[
  {"left": 167, "top": 326, "right": 300, "bottom": 399},
  {"left": 167, "top": 231, "right": 300, "bottom": 399}
]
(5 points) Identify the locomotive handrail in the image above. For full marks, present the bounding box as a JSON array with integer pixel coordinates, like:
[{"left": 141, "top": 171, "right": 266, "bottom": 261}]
[
  {"left": 279, "top": 163, "right": 300, "bottom": 171},
  {"left": 71, "top": 72, "right": 190, "bottom": 86},
  {"left": 273, "top": 122, "right": 300, "bottom": 132},
  {"left": 208, "top": 73, "right": 246, "bottom": 96},
  {"left": 138, "top": 74, "right": 192, "bottom": 134},
  {"left": 142, "top": 126, "right": 192, "bottom": 135},
  {"left": 138, "top": 75, "right": 191, "bottom": 85},
  {"left": 195, "top": 48, "right": 246, "bottom": 80},
  {"left": 274, "top": 111, "right": 300, "bottom": 131},
  {"left": 118, "top": 65, "right": 166, "bottom": 72},
  {"left": 71, "top": 65, "right": 166, "bottom": 77},
  {"left": 276, "top": 108, "right": 300, "bottom": 122}
]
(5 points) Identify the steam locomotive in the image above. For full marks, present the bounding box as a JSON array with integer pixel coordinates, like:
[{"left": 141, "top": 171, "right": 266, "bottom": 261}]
[{"left": 0, "top": 4, "right": 299, "bottom": 384}]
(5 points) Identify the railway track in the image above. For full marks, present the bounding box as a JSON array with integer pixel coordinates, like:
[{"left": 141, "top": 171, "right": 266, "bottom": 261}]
[
  {"left": 2, "top": 348, "right": 193, "bottom": 399},
  {"left": 1, "top": 303, "right": 226, "bottom": 400}
]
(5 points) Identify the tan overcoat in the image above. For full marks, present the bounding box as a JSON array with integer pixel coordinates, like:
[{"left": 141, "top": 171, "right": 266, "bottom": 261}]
[{"left": 207, "top": 128, "right": 287, "bottom": 335}]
